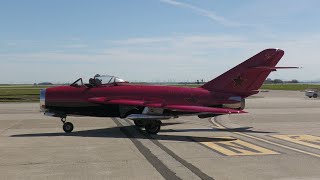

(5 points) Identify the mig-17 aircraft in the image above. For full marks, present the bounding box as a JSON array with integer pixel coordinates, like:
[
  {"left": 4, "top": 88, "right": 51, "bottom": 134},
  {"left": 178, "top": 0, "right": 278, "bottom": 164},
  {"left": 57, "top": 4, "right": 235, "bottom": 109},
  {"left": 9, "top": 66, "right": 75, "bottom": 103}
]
[{"left": 40, "top": 48, "right": 296, "bottom": 134}]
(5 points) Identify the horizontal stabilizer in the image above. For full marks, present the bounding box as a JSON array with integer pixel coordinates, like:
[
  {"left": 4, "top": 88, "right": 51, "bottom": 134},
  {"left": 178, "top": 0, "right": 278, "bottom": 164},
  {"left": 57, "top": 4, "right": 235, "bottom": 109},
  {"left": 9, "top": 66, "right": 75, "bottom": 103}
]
[{"left": 251, "top": 66, "right": 299, "bottom": 71}]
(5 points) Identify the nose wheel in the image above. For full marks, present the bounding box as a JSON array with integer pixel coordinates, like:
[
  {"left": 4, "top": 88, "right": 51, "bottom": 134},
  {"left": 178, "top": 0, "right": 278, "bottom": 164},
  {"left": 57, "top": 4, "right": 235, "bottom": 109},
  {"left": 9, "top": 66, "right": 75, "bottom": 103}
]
[
  {"left": 144, "top": 120, "right": 161, "bottom": 134},
  {"left": 61, "top": 118, "right": 74, "bottom": 133}
]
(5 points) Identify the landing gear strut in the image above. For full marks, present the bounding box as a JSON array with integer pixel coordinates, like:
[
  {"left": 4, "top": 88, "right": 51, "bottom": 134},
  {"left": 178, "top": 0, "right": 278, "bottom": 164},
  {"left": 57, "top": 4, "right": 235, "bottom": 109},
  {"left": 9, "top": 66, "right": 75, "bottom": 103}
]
[
  {"left": 144, "top": 120, "right": 162, "bottom": 134},
  {"left": 61, "top": 118, "right": 74, "bottom": 133}
]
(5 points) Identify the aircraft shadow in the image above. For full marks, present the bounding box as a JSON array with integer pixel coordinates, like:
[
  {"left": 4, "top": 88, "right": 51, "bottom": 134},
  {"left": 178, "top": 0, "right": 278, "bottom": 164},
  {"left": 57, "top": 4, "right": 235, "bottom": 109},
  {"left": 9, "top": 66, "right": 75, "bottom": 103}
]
[
  {"left": 161, "top": 127, "right": 274, "bottom": 134},
  {"left": 11, "top": 125, "right": 236, "bottom": 143}
]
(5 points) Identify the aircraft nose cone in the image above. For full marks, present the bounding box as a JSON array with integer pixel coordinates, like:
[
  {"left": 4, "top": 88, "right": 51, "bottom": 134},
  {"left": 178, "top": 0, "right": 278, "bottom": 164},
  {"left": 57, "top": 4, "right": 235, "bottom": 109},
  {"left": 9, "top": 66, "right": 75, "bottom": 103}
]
[{"left": 40, "top": 89, "right": 46, "bottom": 111}]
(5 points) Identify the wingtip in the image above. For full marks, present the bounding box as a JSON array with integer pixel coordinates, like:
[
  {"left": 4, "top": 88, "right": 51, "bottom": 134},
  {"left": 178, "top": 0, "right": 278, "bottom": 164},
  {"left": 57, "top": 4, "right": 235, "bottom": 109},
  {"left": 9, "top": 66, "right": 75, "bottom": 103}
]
[
  {"left": 228, "top": 110, "right": 247, "bottom": 114},
  {"left": 239, "top": 110, "right": 247, "bottom": 114}
]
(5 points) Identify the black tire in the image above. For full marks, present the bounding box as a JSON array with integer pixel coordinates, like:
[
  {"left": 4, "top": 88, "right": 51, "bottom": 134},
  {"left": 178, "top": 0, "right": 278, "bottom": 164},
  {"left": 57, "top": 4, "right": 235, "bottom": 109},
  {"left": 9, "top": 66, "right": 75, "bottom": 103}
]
[
  {"left": 134, "top": 120, "right": 144, "bottom": 127},
  {"left": 313, "top": 94, "right": 318, "bottom": 98},
  {"left": 309, "top": 96, "right": 312, "bottom": 98},
  {"left": 145, "top": 121, "right": 161, "bottom": 134},
  {"left": 63, "top": 122, "right": 74, "bottom": 133}
]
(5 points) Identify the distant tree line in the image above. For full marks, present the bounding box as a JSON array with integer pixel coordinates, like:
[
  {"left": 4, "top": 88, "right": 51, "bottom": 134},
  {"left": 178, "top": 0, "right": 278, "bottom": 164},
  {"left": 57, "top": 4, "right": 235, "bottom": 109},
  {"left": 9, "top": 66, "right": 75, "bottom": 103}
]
[
  {"left": 33, "top": 82, "right": 71, "bottom": 85},
  {"left": 34, "top": 82, "right": 53, "bottom": 85},
  {"left": 264, "top": 78, "right": 299, "bottom": 84}
]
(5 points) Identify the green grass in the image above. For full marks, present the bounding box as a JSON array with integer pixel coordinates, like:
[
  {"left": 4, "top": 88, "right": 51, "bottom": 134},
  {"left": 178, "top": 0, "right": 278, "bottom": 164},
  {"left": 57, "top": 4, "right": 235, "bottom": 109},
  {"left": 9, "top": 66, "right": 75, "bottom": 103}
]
[
  {"left": 0, "top": 85, "right": 51, "bottom": 102},
  {"left": 261, "top": 84, "right": 320, "bottom": 91}
]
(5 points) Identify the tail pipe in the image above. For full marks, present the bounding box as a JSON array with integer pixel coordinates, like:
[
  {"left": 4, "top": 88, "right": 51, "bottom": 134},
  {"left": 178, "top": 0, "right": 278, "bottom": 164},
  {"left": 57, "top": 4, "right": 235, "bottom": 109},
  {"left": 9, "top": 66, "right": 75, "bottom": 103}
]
[{"left": 222, "top": 97, "right": 245, "bottom": 110}]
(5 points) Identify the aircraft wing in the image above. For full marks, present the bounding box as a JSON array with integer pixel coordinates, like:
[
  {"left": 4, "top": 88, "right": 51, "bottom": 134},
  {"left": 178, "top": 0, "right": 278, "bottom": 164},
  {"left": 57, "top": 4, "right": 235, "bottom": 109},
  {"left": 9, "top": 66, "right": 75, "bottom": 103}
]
[
  {"left": 88, "top": 97, "right": 246, "bottom": 114},
  {"left": 88, "top": 97, "right": 145, "bottom": 106},
  {"left": 164, "top": 105, "right": 245, "bottom": 114}
]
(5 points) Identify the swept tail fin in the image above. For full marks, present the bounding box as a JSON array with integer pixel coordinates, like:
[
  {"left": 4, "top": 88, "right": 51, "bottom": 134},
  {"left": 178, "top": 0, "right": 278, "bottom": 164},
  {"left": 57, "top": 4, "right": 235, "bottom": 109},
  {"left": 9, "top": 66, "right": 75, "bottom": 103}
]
[{"left": 201, "top": 49, "right": 290, "bottom": 96}]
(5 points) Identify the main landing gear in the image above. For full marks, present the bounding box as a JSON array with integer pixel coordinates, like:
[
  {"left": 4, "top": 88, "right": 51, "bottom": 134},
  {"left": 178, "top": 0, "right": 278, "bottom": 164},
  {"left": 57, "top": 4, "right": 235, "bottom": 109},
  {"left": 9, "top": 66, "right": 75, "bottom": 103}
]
[
  {"left": 134, "top": 119, "right": 162, "bottom": 134},
  {"left": 61, "top": 118, "right": 74, "bottom": 133}
]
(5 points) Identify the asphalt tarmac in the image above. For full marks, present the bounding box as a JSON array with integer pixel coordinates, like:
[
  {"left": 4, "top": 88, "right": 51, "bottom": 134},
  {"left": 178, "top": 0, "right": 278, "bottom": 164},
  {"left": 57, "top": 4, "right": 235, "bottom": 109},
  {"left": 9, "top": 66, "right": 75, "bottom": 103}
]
[{"left": 0, "top": 90, "right": 319, "bottom": 180}]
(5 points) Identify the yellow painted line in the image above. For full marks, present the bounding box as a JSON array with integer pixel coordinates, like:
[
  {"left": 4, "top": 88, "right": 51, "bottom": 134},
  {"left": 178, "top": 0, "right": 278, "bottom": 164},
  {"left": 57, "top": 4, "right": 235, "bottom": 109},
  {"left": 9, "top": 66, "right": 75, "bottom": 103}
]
[
  {"left": 196, "top": 136, "right": 278, "bottom": 156},
  {"left": 272, "top": 135, "right": 320, "bottom": 150},
  {"left": 211, "top": 117, "right": 320, "bottom": 158}
]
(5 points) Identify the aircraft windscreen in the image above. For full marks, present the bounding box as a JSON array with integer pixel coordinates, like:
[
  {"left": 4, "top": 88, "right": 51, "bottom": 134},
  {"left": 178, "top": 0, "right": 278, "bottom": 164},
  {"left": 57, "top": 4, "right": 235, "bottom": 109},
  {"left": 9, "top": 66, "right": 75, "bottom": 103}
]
[{"left": 70, "top": 78, "right": 83, "bottom": 87}]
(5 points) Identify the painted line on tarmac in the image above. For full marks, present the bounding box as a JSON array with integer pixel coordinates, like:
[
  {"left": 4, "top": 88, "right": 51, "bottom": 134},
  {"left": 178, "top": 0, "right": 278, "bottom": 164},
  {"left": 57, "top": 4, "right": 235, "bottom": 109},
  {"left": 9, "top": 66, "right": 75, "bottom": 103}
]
[
  {"left": 194, "top": 136, "right": 279, "bottom": 156},
  {"left": 210, "top": 116, "right": 320, "bottom": 158},
  {"left": 271, "top": 135, "right": 320, "bottom": 150},
  {"left": 123, "top": 119, "right": 214, "bottom": 180},
  {"left": 111, "top": 118, "right": 182, "bottom": 180}
]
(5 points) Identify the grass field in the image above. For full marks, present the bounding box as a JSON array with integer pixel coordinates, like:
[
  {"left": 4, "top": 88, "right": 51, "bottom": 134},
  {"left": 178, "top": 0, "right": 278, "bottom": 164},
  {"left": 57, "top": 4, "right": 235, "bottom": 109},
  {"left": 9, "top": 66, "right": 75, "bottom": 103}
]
[
  {"left": 1, "top": 83, "right": 319, "bottom": 102},
  {"left": 0, "top": 85, "right": 51, "bottom": 102},
  {"left": 261, "top": 84, "right": 320, "bottom": 91}
]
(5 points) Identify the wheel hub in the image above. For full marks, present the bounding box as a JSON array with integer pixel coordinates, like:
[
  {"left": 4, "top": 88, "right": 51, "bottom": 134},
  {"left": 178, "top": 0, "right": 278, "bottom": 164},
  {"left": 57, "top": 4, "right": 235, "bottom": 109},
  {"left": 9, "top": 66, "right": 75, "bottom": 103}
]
[{"left": 65, "top": 125, "right": 71, "bottom": 130}]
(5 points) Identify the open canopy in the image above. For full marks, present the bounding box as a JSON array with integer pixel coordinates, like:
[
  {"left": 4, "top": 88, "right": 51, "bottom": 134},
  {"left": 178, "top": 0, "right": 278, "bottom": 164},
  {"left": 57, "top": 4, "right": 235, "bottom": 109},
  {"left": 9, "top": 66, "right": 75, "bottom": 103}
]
[
  {"left": 70, "top": 74, "right": 127, "bottom": 87},
  {"left": 93, "top": 74, "right": 126, "bottom": 85}
]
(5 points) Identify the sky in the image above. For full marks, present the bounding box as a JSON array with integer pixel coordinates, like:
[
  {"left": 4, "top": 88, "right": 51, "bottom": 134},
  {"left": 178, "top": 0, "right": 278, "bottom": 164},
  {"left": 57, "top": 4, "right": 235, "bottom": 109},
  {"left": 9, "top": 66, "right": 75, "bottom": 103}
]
[{"left": 1, "top": 0, "right": 320, "bottom": 84}]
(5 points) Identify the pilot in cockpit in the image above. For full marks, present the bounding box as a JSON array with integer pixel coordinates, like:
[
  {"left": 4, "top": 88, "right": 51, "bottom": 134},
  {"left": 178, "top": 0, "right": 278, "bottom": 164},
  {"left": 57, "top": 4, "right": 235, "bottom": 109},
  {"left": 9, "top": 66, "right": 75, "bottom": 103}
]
[
  {"left": 89, "top": 78, "right": 96, "bottom": 86},
  {"left": 88, "top": 78, "right": 102, "bottom": 87}
]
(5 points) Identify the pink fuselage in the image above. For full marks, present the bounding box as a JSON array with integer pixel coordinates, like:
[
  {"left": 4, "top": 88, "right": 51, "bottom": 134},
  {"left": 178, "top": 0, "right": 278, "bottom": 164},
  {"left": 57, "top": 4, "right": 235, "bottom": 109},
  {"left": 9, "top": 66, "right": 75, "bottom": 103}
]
[{"left": 43, "top": 83, "right": 239, "bottom": 117}]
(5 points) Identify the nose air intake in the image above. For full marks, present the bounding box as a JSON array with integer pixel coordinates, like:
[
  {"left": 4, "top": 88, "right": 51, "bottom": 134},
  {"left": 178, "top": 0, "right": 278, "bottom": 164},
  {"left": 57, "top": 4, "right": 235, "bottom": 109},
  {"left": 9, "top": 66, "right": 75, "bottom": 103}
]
[{"left": 40, "top": 89, "right": 46, "bottom": 111}]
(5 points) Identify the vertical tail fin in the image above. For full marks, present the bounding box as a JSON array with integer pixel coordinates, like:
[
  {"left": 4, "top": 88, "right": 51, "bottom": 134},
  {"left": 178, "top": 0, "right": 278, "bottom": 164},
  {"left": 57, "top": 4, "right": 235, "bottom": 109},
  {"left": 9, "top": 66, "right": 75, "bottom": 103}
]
[{"left": 201, "top": 49, "right": 285, "bottom": 95}]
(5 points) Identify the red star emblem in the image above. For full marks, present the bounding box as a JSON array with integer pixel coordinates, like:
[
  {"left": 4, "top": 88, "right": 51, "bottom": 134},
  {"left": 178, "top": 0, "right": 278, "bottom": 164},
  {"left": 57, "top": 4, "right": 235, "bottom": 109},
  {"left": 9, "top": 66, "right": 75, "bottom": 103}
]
[
  {"left": 232, "top": 75, "right": 246, "bottom": 87},
  {"left": 265, "top": 53, "right": 272, "bottom": 59}
]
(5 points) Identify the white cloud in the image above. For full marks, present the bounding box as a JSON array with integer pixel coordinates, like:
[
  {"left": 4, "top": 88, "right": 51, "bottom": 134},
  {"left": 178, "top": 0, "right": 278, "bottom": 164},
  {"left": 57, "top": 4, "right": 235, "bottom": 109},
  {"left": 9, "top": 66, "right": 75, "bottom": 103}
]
[
  {"left": 1, "top": 34, "right": 320, "bottom": 83},
  {"left": 111, "top": 37, "right": 172, "bottom": 45},
  {"left": 3, "top": 34, "right": 320, "bottom": 66},
  {"left": 160, "top": 0, "right": 244, "bottom": 27}
]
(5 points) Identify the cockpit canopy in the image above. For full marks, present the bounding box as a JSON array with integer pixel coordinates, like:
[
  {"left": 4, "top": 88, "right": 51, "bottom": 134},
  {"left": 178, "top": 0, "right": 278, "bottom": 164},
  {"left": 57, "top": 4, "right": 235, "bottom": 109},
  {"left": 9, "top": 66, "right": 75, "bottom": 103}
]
[
  {"left": 70, "top": 74, "right": 127, "bottom": 87},
  {"left": 93, "top": 74, "right": 126, "bottom": 85}
]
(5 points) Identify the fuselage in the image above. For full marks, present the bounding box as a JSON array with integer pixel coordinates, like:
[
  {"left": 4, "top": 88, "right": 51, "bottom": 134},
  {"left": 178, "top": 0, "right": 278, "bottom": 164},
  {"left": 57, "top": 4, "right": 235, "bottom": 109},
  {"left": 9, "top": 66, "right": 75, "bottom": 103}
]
[{"left": 41, "top": 83, "right": 243, "bottom": 117}]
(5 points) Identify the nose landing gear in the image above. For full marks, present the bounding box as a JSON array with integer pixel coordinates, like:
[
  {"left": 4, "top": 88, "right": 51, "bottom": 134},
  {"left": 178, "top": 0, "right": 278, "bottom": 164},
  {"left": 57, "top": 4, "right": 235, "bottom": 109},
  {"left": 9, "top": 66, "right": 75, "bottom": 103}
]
[
  {"left": 144, "top": 120, "right": 162, "bottom": 134},
  {"left": 61, "top": 118, "right": 74, "bottom": 133},
  {"left": 132, "top": 119, "right": 162, "bottom": 134}
]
